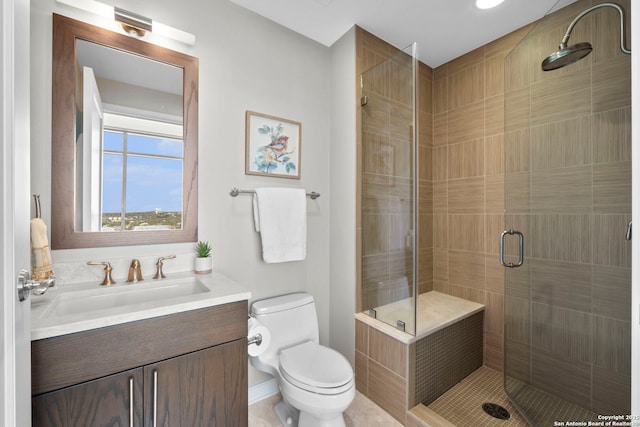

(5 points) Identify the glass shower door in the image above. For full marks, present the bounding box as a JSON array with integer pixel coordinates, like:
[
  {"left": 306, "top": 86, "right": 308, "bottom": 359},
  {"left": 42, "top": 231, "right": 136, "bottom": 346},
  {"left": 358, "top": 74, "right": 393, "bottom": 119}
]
[
  {"left": 503, "top": 0, "right": 632, "bottom": 424},
  {"left": 360, "top": 43, "right": 418, "bottom": 335}
]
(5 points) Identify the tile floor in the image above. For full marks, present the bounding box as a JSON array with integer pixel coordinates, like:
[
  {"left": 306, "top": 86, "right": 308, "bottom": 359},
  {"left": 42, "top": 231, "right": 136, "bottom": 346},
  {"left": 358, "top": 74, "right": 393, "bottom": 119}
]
[
  {"left": 250, "top": 367, "right": 604, "bottom": 427},
  {"left": 248, "top": 391, "right": 403, "bottom": 426},
  {"left": 248, "top": 368, "right": 519, "bottom": 426},
  {"left": 422, "top": 366, "right": 602, "bottom": 427},
  {"left": 425, "top": 366, "right": 529, "bottom": 427},
  {"left": 505, "top": 375, "right": 599, "bottom": 426}
]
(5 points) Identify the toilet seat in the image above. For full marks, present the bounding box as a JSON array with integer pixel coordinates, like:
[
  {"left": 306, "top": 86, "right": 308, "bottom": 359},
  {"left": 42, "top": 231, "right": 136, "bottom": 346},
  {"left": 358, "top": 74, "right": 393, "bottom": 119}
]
[{"left": 279, "top": 341, "right": 353, "bottom": 395}]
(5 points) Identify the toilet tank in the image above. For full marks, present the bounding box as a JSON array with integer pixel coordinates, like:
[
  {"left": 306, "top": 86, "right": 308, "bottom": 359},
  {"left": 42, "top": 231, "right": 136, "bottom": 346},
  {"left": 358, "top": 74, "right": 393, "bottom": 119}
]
[{"left": 250, "top": 293, "right": 319, "bottom": 355}]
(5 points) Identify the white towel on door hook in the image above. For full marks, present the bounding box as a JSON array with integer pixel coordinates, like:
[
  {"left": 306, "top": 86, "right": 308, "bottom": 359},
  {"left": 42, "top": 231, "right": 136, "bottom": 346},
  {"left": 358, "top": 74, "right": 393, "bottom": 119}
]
[{"left": 253, "top": 187, "right": 307, "bottom": 263}]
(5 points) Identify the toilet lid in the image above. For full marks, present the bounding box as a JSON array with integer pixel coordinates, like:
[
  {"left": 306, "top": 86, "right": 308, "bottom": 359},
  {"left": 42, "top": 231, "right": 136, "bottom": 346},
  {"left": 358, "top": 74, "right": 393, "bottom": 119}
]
[{"left": 279, "top": 341, "right": 353, "bottom": 393}]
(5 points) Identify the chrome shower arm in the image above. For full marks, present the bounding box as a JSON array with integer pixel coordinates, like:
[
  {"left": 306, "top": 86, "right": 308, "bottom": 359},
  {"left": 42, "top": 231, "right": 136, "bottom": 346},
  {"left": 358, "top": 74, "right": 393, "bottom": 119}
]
[{"left": 560, "top": 2, "right": 630, "bottom": 54}]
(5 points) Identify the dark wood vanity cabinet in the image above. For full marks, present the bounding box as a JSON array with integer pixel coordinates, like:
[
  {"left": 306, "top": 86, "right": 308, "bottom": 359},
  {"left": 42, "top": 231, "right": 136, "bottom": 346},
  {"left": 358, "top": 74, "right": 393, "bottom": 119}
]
[
  {"left": 32, "top": 367, "right": 144, "bottom": 426},
  {"left": 144, "top": 340, "right": 246, "bottom": 426},
  {"left": 31, "top": 301, "right": 248, "bottom": 427}
]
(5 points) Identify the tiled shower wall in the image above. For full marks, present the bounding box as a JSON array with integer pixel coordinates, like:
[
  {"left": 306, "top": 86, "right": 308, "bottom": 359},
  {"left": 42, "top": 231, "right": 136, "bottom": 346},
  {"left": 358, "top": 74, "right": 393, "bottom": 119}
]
[
  {"left": 503, "top": 0, "right": 631, "bottom": 415},
  {"left": 357, "top": 1, "right": 631, "bottom": 411},
  {"left": 430, "top": 24, "right": 533, "bottom": 372},
  {"left": 356, "top": 24, "right": 533, "bottom": 372}
]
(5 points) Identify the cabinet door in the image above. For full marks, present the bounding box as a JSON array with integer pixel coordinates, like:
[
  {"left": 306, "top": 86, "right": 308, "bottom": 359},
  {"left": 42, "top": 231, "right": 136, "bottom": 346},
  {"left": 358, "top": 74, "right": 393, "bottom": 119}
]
[
  {"left": 144, "top": 339, "right": 247, "bottom": 427},
  {"left": 32, "top": 367, "right": 144, "bottom": 427}
]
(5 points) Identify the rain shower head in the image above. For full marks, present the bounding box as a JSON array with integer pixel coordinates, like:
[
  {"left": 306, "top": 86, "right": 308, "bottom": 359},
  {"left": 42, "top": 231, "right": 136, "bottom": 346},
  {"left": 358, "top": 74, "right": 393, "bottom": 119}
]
[
  {"left": 542, "top": 42, "right": 593, "bottom": 71},
  {"left": 541, "top": 2, "right": 630, "bottom": 71}
]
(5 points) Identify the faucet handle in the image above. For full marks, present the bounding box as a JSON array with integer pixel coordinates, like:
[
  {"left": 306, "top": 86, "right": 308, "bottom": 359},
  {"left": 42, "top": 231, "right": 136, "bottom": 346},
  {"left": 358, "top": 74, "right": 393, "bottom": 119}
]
[
  {"left": 87, "top": 261, "right": 116, "bottom": 286},
  {"left": 153, "top": 255, "right": 176, "bottom": 279}
]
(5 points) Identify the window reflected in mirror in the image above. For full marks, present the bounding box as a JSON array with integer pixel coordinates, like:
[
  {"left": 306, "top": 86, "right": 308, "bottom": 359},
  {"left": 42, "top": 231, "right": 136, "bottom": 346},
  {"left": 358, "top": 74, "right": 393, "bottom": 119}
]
[{"left": 101, "top": 118, "right": 184, "bottom": 232}]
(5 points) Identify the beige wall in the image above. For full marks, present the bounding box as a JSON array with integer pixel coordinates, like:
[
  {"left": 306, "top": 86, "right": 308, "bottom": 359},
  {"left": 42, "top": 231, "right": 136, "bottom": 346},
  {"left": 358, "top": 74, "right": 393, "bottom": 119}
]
[
  {"left": 329, "top": 27, "right": 357, "bottom": 365},
  {"left": 431, "top": 24, "right": 533, "bottom": 372}
]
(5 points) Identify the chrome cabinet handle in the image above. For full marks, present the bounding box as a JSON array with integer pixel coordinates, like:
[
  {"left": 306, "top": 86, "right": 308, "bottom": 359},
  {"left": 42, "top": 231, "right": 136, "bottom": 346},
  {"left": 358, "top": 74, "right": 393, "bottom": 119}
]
[
  {"left": 129, "top": 377, "right": 134, "bottom": 427},
  {"left": 499, "top": 229, "right": 524, "bottom": 268},
  {"left": 153, "top": 370, "right": 158, "bottom": 427}
]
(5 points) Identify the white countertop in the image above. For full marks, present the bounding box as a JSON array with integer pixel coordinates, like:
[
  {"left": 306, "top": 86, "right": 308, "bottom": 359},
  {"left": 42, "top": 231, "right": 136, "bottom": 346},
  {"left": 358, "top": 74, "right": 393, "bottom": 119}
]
[{"left": 31, "top": 270, "right": 251, "bottom": 341}]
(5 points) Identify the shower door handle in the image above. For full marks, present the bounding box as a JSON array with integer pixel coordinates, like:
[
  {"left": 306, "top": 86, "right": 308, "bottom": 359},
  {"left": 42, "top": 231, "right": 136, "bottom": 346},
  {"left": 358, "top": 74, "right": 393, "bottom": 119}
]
[{"left": 499, "top": 230, "right": 524, "bottom": 268}]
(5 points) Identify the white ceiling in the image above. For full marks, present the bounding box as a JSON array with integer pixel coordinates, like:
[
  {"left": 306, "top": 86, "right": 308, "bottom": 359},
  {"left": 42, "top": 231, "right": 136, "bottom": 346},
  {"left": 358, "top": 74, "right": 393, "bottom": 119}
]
[
  {"left": 76, "top": 39, "right": 183, "bottom": 95},
  {"left": 229, "top": 0, "right": 580, "bottom": 67}
]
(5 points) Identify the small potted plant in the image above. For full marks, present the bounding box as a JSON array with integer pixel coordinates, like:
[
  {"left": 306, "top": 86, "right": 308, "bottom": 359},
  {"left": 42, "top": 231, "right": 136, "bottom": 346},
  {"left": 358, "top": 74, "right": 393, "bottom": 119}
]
[{"left": 194, "top": 240, "right": 213, "bottom": 274}]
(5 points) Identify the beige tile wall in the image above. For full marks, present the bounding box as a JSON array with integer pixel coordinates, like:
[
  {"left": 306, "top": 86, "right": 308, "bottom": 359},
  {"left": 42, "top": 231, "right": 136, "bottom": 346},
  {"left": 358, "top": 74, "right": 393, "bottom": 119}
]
[
  {"left": 355, "top": 319, "right": 410, "bottom": 425},
  {"left": 502, "top": 0, "right": 632, "bottom": 415},
  {"left": 431, "top": 23, "right": 534, "bottom": 372},
  {"left": 356, "top": 18, "right": 530, "bottom": 388},
  {"left": 357, "top": 0, "right": 631, "bottom": 417}
]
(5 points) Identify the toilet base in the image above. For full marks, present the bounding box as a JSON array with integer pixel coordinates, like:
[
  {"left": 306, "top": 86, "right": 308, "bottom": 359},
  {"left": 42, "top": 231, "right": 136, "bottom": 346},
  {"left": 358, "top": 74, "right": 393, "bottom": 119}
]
[
  {"left": 299, "top": 411, "right": 346, "bottom": 427},
  {"left": 274, "top": 400, "right": 300, "bottom": 427},
  {"left": 274, "top": 398, "right": 347, "bottom": 427}
]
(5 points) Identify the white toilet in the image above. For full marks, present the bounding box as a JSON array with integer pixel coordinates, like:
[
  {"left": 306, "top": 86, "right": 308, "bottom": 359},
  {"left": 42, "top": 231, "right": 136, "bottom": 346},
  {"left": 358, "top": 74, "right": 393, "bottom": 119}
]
[{"left": 250, "top": 292, "right": 355, "bottom": 427}]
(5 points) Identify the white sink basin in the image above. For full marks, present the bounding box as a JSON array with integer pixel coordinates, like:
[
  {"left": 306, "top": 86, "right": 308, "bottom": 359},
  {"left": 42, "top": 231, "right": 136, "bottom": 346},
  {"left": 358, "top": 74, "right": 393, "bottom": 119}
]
[
  {"left": 42, "top": 277, "right": 209, "bottom": 318},
  {"left": 31, "top": 271, "right": 252, "bottom": 341}
]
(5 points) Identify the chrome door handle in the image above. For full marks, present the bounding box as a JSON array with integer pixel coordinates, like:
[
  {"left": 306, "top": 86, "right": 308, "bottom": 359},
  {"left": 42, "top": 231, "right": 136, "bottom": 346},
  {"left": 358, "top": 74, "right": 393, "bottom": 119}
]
[
  {"left": 17, "top": 269, "right": 56, "bottom": 301},
  {"left": 499, "top": 230, "right": 524, "bottom": 268}
]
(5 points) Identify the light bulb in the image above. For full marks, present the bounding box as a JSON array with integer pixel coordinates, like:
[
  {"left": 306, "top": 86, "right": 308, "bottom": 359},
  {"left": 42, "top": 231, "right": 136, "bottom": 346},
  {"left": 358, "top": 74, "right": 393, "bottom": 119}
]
[{"left": 476, "top": 0, "right": 505, "bottom": 9}]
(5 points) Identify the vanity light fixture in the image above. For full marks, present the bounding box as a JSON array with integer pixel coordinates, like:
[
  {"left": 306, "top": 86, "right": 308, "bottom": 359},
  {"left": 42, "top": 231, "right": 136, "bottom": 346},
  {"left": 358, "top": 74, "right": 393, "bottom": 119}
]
[
  {"left": 113, "top": 7, "right": 151, "bottom": 38},
  {"left": 55, "top": 0, "right": 196, "bottom": 45},
  {"left": 476, "top": 0, "right": 505, "bottom": 9}
]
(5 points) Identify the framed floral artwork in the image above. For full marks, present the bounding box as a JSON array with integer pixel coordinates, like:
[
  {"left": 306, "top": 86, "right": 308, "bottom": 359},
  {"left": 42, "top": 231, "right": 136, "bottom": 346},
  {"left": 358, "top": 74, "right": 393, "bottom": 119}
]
[{"left": 245, "top": 111, "right": 301, "bottom": 179}]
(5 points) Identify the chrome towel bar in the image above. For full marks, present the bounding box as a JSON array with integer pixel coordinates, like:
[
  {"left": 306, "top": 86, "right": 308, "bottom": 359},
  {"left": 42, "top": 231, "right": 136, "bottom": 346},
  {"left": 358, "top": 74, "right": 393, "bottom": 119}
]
[{"left": 229, "top": 187, "right": 320, "bottom": 200}]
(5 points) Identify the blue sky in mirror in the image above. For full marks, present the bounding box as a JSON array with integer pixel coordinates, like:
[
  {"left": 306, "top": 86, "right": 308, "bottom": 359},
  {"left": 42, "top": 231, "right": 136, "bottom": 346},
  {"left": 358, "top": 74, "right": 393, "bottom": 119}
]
[{"left": 102, "top": 131, "right": 183, "bottom": 213}]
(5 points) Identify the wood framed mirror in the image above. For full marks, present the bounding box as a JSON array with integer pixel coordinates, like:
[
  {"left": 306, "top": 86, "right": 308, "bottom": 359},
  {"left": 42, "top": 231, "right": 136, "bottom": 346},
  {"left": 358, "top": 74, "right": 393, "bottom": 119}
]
[{"left": 51, "top": 14, "right": 198, "bottom": 249}]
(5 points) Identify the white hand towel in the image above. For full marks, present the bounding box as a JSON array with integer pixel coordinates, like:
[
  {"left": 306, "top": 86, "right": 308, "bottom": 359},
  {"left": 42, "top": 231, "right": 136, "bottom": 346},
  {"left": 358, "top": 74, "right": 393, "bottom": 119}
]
[{"left": 253, "top": 187, "right": 307, "bottom": 263}]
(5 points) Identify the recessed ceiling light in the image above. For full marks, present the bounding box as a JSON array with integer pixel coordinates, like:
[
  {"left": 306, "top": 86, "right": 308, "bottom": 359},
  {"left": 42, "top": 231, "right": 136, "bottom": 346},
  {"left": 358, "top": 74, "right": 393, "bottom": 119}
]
[{"left": 476, "top": 0, "right": 505, "bottom": 9}]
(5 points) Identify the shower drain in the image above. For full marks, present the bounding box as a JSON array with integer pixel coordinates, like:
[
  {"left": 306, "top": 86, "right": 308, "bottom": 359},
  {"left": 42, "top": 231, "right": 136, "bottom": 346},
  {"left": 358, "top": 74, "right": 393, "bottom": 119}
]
[{"left": 482, "top": 402, "right": 511, "bottom": 420}]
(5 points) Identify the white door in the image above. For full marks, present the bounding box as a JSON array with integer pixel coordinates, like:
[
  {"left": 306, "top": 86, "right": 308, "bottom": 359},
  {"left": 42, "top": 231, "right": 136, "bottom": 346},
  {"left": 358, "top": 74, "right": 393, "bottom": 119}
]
[
  {"left": 1, "top": 0, "right": 32, "bottom": 425},
  {"left": 80, "top": 66, "right": 103, "bottom": 231}
]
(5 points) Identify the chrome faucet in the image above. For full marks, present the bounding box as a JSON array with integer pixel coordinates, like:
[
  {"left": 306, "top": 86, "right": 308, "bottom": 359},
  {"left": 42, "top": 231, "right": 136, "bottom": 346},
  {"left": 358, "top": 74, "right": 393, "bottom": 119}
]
[
  {"left": 153, "top": 255, "right": 176, "bottom": 279},
  {"left": 127, "top": 259, "right": 144, "bottom": 283}
]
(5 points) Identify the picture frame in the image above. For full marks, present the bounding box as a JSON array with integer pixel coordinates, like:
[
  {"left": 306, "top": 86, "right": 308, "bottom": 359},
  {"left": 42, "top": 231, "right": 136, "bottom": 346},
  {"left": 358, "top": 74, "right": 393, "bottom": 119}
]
[{"left": 245, "top": 110, "right": 301, "bottom": 179}]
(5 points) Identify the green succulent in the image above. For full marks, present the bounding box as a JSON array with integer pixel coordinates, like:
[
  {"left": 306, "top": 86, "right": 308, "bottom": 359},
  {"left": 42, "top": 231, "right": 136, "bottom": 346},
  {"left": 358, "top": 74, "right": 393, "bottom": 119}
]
[{"left": 195, "top": 241, "right": 212, "bottom": 258}]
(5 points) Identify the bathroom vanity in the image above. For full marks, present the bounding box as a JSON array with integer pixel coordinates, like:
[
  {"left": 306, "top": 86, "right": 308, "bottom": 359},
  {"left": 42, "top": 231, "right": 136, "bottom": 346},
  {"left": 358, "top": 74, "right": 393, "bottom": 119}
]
[{"left": 30, "top": 272, "right": 250, "bottom": 426}]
